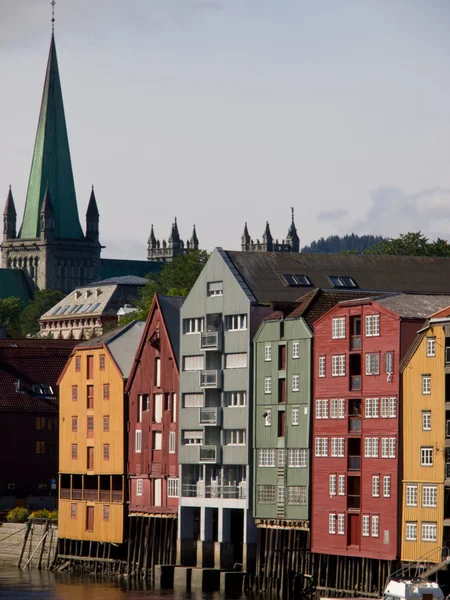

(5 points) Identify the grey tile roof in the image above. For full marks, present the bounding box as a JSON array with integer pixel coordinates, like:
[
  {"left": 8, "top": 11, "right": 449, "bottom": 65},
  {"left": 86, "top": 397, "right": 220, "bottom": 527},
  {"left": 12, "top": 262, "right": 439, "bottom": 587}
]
[
  {"left": 376, "top": 294, "right": 450, "bottom": 319},
  {"left": 90, "top": 275, "right": 148, "bottom": 286},
  {"left": 158, "top": 295, "right": 185, "bottom": 368}
]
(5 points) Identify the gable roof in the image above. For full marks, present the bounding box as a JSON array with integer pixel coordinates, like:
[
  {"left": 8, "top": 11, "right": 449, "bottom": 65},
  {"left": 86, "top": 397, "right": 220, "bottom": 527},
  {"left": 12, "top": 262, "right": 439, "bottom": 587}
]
[
  {"left": 100, "top": 258, "right": 162, "bottom": 281},
  {"left": 158, "top": 295, "right": 185, "bottom": 367},
  {"left": 0, "top": 269, "right": 35, "bottom": 302},
  {"left": 376, "top": 294, "right": 450, "bottom": 319}
]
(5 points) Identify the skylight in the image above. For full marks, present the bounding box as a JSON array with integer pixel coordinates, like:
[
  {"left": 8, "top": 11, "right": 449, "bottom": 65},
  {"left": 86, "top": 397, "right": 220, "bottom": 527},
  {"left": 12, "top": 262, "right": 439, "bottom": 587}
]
[
  {"left": 59, "top": 305, "right": 70, "bottom": 315},
  {"left": 282, "top": 274, "right": 312, "bottom": 287},
  {"left": 329, "top": 276, "right": 358, "bottom": 288},
  {"left": 90, "top": 302, "right": 101, "bottom": 312},
  {"left": 51, "top": 306, "right": 61, "bottom": 316}
]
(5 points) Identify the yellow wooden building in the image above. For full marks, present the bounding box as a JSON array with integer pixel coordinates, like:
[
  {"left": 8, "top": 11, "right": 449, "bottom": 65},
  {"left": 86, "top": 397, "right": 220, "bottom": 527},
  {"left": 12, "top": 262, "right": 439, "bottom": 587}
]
[
  {"left": 401, "top": 315, "right": 450, "bottom": 562},
  {"left": 58, "top": 321, "right": 145, "bottom": 544}
]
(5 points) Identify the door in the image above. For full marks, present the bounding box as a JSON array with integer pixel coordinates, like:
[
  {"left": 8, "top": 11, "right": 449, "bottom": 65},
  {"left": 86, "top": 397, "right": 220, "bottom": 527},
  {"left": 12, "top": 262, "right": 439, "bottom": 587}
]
[
  {"left": 87, "top": 355, "right": 94, "bottom": 379},
  {"left": 279, "top": 345, "right": 286, "bottom": 370},
  {"left": 154, "top": 478, "right": 162, "bottom": 506},
  {"left": 86, "top": 505, "right": 94, "bottom": 531},
  {"left": 87, "top": 446, "right": 94, "bottom": 470},
  {"left": 348, "top": 514, "right": 360, "bottom": 547}
]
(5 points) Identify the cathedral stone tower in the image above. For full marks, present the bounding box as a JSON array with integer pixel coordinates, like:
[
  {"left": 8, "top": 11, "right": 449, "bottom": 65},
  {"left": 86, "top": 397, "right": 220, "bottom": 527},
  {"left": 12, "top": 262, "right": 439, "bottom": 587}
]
[
  {"left": 241, "top": 209, "right": 300, "bottom": 253},
  {"left": 147, "top": 219, "right": 200, "bottom": 262},
  {"left": 1, "top": 34, "right": 102, "bottom": 293}
]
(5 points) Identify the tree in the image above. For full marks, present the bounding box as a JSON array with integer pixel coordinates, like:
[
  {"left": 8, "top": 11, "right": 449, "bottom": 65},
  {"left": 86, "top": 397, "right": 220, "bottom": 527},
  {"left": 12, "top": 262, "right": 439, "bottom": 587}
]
[
  {"left": 364, "top": 232, "right": 450, "bottom": 257},
  {"left": 0, "top": 297, "right": 25, "bottom": 335},
  {"left": 20, "top": 289, "right": 65, "bottom": 336},
  {"left": 125, "top": 250, "right": 210, "bottom": 322},
  {"left": 302, "top": 234, "right": 386, "bottom": 254}
]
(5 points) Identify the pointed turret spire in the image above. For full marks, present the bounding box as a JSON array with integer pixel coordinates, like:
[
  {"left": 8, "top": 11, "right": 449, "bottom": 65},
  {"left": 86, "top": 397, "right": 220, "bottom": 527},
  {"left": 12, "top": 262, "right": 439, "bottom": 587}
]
[
  {"left": 262, "top": 221, "right": 273, "bottom": 251},
  {"left": 190, "top": 224, "right": 199, "bottom": 250},
  {"left": 18, "top": 34, "right": 83, "bottom": 240},
  {"left": 286, "top": 207, "right": 300, "bottom": 252},
  {"left": 148, "top": 224, "right": 157, "bottom": 248},
  {"left": 4, "top": 187, "right": 16, "bottom": 217},
  {"left": 241, "top": 222, "right": 251, "bottom": 249},
  {"left": 168, "top": 217, "right": 181, "bottom": 245},
  {"left": 86, "top": 185, "right": 99, "bottom": 241},
  {"left": 3, "top": 187, "right": 17, "bottom": 240}
]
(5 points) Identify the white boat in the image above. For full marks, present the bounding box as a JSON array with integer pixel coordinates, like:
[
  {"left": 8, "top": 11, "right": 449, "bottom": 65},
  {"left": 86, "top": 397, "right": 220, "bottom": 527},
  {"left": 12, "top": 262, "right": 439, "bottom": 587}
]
[{"left": 382, "top": 579, "right": 445, "bottom": 600}]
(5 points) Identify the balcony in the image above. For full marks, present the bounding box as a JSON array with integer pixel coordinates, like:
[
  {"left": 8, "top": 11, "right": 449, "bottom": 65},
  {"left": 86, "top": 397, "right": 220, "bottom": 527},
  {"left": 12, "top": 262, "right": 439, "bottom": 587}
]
[
  {"left": 348, "top": 456, "right": 361, "bottom": 471},
  {"left": 59, "top": 488, "right": 124, "bottom": 502},
  {"left": 446, "top": 347, "right": 450, "bottom": 365},
  {"left": 348, "top": 418, "right": 361, "bottom": 433},
  {"left": 200, "top": 328, "right": 222, "bottom": 351},
  {"left": 200, "top": 406, "right": 222, "bottom": 426},
  {"left": 347, "top": 495, "right": 361, "bottom": 510},
  {"left": 199, "top": 445, "right": 220, "bottom": 463},
  {"left": 350, "top": 376, "right": 361, "bottom": 391},
  {"left": 199, "top": 370, "right": 222, "bottom": 389},
  {"left": 182, "top": 483, "right": 246, "bottom": 499},
  {"left": 350, "top": 336, "right": 361, "bottom": 350},
  {"left": 446, "top": 463, "right": 450, "bottom": 479}
]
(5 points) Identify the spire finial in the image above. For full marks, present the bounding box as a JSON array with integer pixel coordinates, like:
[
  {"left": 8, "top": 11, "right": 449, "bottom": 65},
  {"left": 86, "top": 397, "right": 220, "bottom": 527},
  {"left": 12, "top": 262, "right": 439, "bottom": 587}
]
[
  {"left": 51, "top": 0, "right": 56, "bottom": 33},
  {"left": 291, "top": 206, "right": 294, "bottom": 223}
]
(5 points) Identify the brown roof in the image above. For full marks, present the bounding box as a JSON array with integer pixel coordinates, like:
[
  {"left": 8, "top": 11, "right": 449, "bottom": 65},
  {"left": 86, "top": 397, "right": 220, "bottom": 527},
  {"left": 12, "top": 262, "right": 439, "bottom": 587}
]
[{"left": 0, "top": 339, "right": 76, "bottom": 413}]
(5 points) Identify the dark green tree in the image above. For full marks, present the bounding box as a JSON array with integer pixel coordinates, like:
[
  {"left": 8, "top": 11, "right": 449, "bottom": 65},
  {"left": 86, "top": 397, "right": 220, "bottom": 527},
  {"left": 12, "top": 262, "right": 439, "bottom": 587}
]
[
  {"left": 0, "top": 297, "right": 25, "bottom": 335},
  {"left": 364, "top": 232, "right": 450, "bottom": 257},
  {"left": 302, "top": 234, "right": 386, "bottom": 254},
  {"left": 20, "top": 289, "right": 65, "bottom": 336}
]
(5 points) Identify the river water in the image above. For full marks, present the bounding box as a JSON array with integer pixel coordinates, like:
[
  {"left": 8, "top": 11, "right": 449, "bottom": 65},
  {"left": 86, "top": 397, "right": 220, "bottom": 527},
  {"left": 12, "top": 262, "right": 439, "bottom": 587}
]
[{"left": 0, "top": 567, "right": 224, "bottom": 600}]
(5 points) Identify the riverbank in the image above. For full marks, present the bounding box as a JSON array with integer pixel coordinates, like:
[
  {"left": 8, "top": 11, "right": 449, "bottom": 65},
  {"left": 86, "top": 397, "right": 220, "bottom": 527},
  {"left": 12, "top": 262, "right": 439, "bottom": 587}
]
[{"left": 0, "top": 521, "right": 58, "bottom": 568}]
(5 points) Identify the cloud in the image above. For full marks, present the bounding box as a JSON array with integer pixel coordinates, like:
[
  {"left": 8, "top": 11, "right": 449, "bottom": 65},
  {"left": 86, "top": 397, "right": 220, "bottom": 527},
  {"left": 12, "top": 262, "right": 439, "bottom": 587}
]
[
  {"left": 352, "top": 186, "right": 450, "bottom": 241},
  {"left": 317, "top": 209, "right": 348, "bottom": 222}
]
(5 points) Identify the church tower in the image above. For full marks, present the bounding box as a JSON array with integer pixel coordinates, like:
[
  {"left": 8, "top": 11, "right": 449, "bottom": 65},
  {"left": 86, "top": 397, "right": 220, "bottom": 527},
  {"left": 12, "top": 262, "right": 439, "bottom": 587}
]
[
  {"left": 1, "top": 33, "right": 102, "bottom": 293},
  {"left": 240, "top": 209, "right": 300, "bottom": 254}
]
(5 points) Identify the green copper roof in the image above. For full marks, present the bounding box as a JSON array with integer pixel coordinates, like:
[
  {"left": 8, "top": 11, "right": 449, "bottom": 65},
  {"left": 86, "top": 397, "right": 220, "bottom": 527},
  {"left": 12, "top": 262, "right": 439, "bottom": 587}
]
[{"left": 19, "top": 34, "right": 84, "bottom": 240}]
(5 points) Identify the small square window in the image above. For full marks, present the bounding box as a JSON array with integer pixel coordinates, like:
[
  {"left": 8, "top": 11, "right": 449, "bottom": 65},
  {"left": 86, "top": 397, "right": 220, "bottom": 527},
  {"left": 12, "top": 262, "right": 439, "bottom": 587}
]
[
  {"left": 75, "top": 356, "right": 81, "bottom": 372},
  {"left": 426, "top": 337, "right": 436, "bottom": 357},
  {"left": 422, "top": 375, "right": 431, "bottom": 395},
  {"left": 265, "top": 345, "right": 272, "bottom": 362},
  {"left": 103, "top": 505, "right": 110, "bottom": 521},
  {"left": 99, "top": 354, "right": 106, "bottom": 370},
  {"left": 207, "top": 281, "right": 223, "bottom": 297}
]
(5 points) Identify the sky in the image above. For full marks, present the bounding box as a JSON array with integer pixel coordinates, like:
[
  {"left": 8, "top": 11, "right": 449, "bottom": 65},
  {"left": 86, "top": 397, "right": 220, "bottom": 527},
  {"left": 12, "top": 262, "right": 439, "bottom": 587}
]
[{"left": 1, "top": 0, "right": 450, "bottom": 259}]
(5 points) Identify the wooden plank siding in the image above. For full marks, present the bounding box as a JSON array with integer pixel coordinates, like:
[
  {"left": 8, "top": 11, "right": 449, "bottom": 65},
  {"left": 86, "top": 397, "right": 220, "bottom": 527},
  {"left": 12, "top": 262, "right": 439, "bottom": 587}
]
[{"left": 59, "top": 499, "right": 124, "bottom": 543}]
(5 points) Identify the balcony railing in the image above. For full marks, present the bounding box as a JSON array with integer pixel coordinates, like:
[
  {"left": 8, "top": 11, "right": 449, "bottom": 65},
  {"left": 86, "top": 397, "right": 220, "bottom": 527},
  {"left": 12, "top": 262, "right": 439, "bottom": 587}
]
[
  {"left": 60, "top": 488, "right": 70, "bottom": 499},
  {"left": 84, "top": 489, "right": 98, "bottom": 501},
  {"left": 347, "top": 495, "right": 361, "bottom": 509},
  {"left": 200, "top": 406, "right": 221, "bottom": 426},
  {"left": 200, "top": 329, "right": 222, "bottom": 351},
  {"left": 199, "top": 370, "right": 221, "bottom": 388},
  {"left": 350, "top": 336, "right": 361, "bottom": 350},
  {"left": 199, "top": 445, "right": 220, "bottom": 463},
  {"left": 348, "top": 418, "right": 361, "bottom": 433},
  {"left": 350, "top": 376, "right": 361, "bottom": 391},
  {"left": 446, "top": 347, "right": 450, "bottom": 365},
  {"left": 59, "top": 488, "right": 124, "bottom": 502},
  {"left": 182, "top": 483, "right": 246, "bottom": 499},
  {"left": 348, "top": 456, "right": 361, "bottom": 471}
]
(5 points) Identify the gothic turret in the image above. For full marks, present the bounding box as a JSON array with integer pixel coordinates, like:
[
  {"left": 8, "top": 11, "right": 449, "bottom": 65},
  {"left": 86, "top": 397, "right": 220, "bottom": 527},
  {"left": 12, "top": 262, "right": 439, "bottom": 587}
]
[
  {"left": 240, "top": 209, "right": 300, "bottom": 254},
  {"left": 241, "top": 222, "right": 251, "bottom": 250},
  {"left": 286, "top": 208, "right": 300, "bottom": 252},
  {"left": 168, "top": 218, "right": 181, "bottom": 247},
  {"left": 85, "top": 186, "right": 99, "bottom": 242},
  {"left": 262, "top": 221, "right": 273, "bottom": 251},
  {"left": 40, "top": 185, "right": 55, "bottom": 240},
  {"left": 3, "top": 187, "right": 17, "bottom": 241},
  {"left": 190, "top": 225, "right": 199, "bottom": 250},
  {"left": 148, "top": 224, "right": 157, "bottom": 250}
]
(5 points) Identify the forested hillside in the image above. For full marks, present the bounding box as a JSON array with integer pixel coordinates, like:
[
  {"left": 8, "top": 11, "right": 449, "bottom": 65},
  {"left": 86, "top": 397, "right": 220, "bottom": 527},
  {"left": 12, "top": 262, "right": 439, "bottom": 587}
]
[{"left": 301, "top": 234, "right": 386, "bottom": 254}]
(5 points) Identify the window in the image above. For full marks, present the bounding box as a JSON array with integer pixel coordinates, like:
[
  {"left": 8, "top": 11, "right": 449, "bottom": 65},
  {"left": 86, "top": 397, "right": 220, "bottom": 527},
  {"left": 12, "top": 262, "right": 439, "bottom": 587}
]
[
  {"left": 292, "top": 342, "right": 299, "bottom": 359},
  {"left": 331, "top": 438, "right": 345, "bottom": 457},
  {"left": 87, "top": 415, "right": 94, "bottom": 437},
  {"left": 385, "top": 352, "right": 394, "bottom": 374},
  {"left": 315, "top": 438, "right": 328, "bottom": 457},
  {"left": 365, "top": 398, "right": 379, "bottom": 418},
  {"left": 366, "top": 353, "right": 380, "bottom": 375},
  {"left": 372, "top": 515, "right": 379, "bottom": 537},
  {"left": 421, "top": 447, "right": 433, "bottom": 466},
  {"left": 422, "top": 411, "right": 431, "bottom": 431},
  {"left": 257, "top": 485, "right": 276, "bottom": 504},
  {"left": 277, "top": 486, "right": 285, "bottom": 504},
  {"left": 263, "top": 409, "right": 271, "bottom": 426},
  {"left": 287, "top": 486, "right": 307, "bottom": 505},
  {"left": 71, "top": 444, "right": 77, "bottom": 459},
  {"left": 103, "top": 505, "right": 110, "bottom": 521},
  {"left": 265, "top": 345, "right": 272, "bottom": 361},
  {"left": 169, "top": 431, "right": 176, "bottom": 453},
  {"left": 282, "top": 274, "right": 312, "bottom": 286},
  {"left": 226, "top": 314, "right": 247, "bottom": 331},
  {"left": 383, "top": 476, "right": 391, "bottom": 498},
  {"left": 72, "top": 385, "right": 78, "bottom": 401},
  {"left": 364, "top": 438, "right": 378, "bottom": 458},
  {"left": 224, "top": 391, "right": 246, "bottom": 407},
  {"left": 332, "top": 317, "right": 346, "bottom": 339},
  {"left": 362, "top": 515, "right": 370, "bottom": 537},
  {"left": 36, "top": 416, "right": 45, "bottom": 430},
  {"left": 207, "top": 281, "right": 223, "bottom": 296},
  {"left": 329, "top": 514, "right": 336, "bottom": 534},
  {"left": 154, "top": 394, "right": 163, "bottom": 423},
  {"left": 365, "top": 314, "right": 380, "bottom": 337},
  {"left": 329, "top": 474, "right": 337, "bottom": 496},
  {"left": 329, "top": 275, "right": 357, "bottom": 288},
  {"left": 155, "top": 357, "right": 161, "bottom": 387},
  {"left": 288, "top": 448, "right": 307, "bottom": 467},
  {"left": 183, "top": 355, "right": 204, "bottom": 371},
  {"left": 337, "top": 514, "right": 345, "bottom": 535},
  {"left": 71, "top": 504, "right": 77, "bottom": 519},
  {"left": 136, "top": 479, "right": 143, "bottom": 496},
  {"left": 278, "top": 449, "right": 286, "bottom": 467},
  {"left": 225, "top": 353, "right": 247, "bottom": 369},
  {"left": 422, "top": 375, "right": 431, "bottom": 395},
  {"left": 103, "top": 384, "right": 109, "bottom": 400},
  {"left": 225, "top": 430, "right": 246, "bottom": 445},
  {"left": 135, "top": 430, "right": 142, "bottom": 453},
  {"left": 72, "top": 416, "right": 78, "bottom": 432},
  {"left": 87, "top": 355, "right": 94, "bottom": 379},
  {"left": 422, "top": 485, "right": 437, "bottom": 508},
  {"left": 389, "top": 398, "right": 397, "bottom": 418},
  {"left": 99, "top": 354, "right": 105, "bottom": 370},
  {"left": 406, "top": 522, "right": 417, "bottom": 541},
  {"left": 292, "top": 407, "right": 299, "bottom": 425},
  {"left": 183, "top": 317, "right": 204, "bottom": 334},
  {"left": 338, "top": 475, "right": 345, "bottom": 496},
  {"left": 87, "top": 385, "right": 94, "bottom": 409},
  {"left": 332, "top": 355, "right": 346, "bottom": 376},
  {"left": 292, "top": 375, "right": 300, "bottom": 392},
  {"left": 183, "top": 430, "right": 203, "bottom": 445},
  {"left": 153, "top": 431, "right": 162, "bottom": 451},
  {"left": 103, "top": 444, "right": 110, "bottom": 460},
  {"left": 75, "top": 356, "right": 81, "bottom": 372},
  {"left": 372, "top": 475, "right": 380, "bottom": 497},
  {"left": 316, "top": 399, "right": 329, "bottom": 419},
  {"left": 381, "top": 438, "right": 396, "bottom": 458},
  {"left": 329, "top": 399, "right": 346, "bottom": 419},
  {"left": 103, "top": 416, "right": 109, "bottom": 432},
  {"left": 406, "top": 484, "right": 418, "bottom": 507},
  {"left": 172, "top": 393, "right": 177, "bottom": 422},
  {"left": 422, "top": 522, "right": 437, "bottom": 542},
  {"left": 183, "top": 393, "right": 204, "bottom": 408},
  {"left": 258, "top": 449, "right": 276, "bottom": 467},
  {"left": 319, "top": 356, "right": 326, "bottom": 377},
  {"left": 427, "top": 337, "right": 436, "bottom": 357},
  {"left": 168, "top": 478, "right": 179, "bottom": 498},
  {"left": 265, "top": 377, "right": 272, "bottom": 394}
]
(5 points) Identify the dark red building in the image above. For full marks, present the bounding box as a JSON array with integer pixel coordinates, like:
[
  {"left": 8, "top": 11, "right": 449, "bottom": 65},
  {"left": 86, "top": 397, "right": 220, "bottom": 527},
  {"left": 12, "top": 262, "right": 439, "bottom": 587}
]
[
  {"left": 0, "top": 339, "right": 76, "bottom": 510},
  {"left": 126, "top": 294, "right": 184, "bottom": 513},
  {"left": 311, "top": 294, "right": 450, "bottom": 560}
]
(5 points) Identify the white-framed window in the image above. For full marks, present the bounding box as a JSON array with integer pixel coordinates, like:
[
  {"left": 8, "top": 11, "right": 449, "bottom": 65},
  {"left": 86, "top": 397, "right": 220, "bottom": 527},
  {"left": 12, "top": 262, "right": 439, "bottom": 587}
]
[
  {"left": 366, "top": 353, "right": 380, "bottom": 375},
  {"left": 422, "top": 375, "right": 431, "bottom": 395},
  {"left": 287, "top": 486, "right": 307, "bottom": 505},
  {"left": 207, "top": 281, "right": 223, "bottom": 296},
  {"left": 277, "top": 449, "right": 286, "bottom": 467},
  {"left": 381, "top": 438, "right": 396, "bottom": 458},
  {"left": 337, "top": 514, "right": 345, "bottom": 535},
  {"left": 183, "top": 430, "right": 203, "bottom": 445},
  {"left": 292, "top": 407, "right": 299, "bottom": 425},
  {"left": 265, "top": 345, "right": 272, "bottom": 361},
  {"left": 183, "top": 393, "right": 204, "bottom": 408},
  {"left": 288, "top": 448, "right": 307, "bottom": 468},
  {"left": 372, "top": 515, "right": 379, "bottom": 537},
  {"left": 406, "top": 484, "right": 418, "bottom": 507},
  {"left": 315, "top": 438, "right": 328, "bottom": 457},
  {"left": 383, "top": 476, "right": 391, "bottom": 498},
  {"left": 332, "top": 355, "right": 346, "bottom": 376},
  {"left": 381, "top": 397, "right": 389, "bottom": 417},
  {"left": 329, "top": 513, "right": 336, "bottom": 534},
  {"left": 292, "top": 341, "right": 300, "bottom": 359},
  {"left": 330, "top": 399, "right": 338, "bottom": 419},
  {"left": 225, "top": 353, "right": 247, "bottom": 369},
  {"left": 258, "top": 449, "right": 276, "bottom": 467},
  {"left": 226, "top": 314, "right": 247, "bottom": 331},
  {"left": 422, "top": 485, "right": 438, "bottom": 508},
  {"left": 316, "top": 399, "right": 329, "bottom": 419},
  {"left": 365, "top": 314, "right": 380, "bottom": 337},
  {"left": 372, "top": 475, "right": 380, "bottom": 497},
  {"left": 385, "top": 351, "right": 394, "bottom": 374},
  {"left": 135, "top": 430, "right": 142, "bottom": 453},
  {"left": 338, "top": 475, "right": 345, "bottom": 496},
  {"left": 365, "top": 397, "right": 379, "bottom": 418},
  {"left": 338, "top": 399, "right": 346, "bottom": 419},
  {"left": 422, "top": 411, "right": 431, "bottom": 431},
  {"left": 153, "top": 431, "right": 162, "bottom": 451},
  {"left": 265, "top": 377, "right": 272, "bottom": 394},
  {"left": 225, "top": 391, "right": 246, "bottom": 407},
  {"left": 362, "top": 515, "right": 370, "bottom": 537},
  {"left": 329, "top": 474, "right": 336, "bottom": 496},
  {"left": 167, "top": 478, "right": 179, "bottom": 498},
  {"left": 264, "top": 409, "right": 271, "bottom": 427},
  {"left": 319, "top": 356, "right": 326, "bottom": 378},
  {"left": 278, "top": 486, "right": 285, "bottom": 506},
  {"left": 225, "top": 429, "right": 246, "bottom": 445},
  {"left": 154, "top": 394, "right": 163, "bottom": 423},
  {"left": 331, "top": 438, "right": 345, "bottom": 457},
  {"left": 292, "top": 375, "right": 300, "bottom": 392},
  {"left": 365, "top": 437, "right": 378, "bottom": 458},
  {"left": 169, "top": 431, "right": 176, "bottom": 454},
  {"left": 183, "top": 355, "right": 204, "bottom": 371},
  {"left": 427, "top": 337, "right": 436, "bottom": 357},
  {"left": 332, "top": 317, "right": 346, "bottom": 339},
  {"left": 422, "top": 522, "right": 437, "bottom": 542},
  {"left": 389, "top": 397, "right": 397, "bottom": 418},
  {"left": 136, "top": 479, "right": 143, "bottom": 496},
  {"left": 183, "top": 317, "right": 204, "bottom": 334},
  {"left": 421, "top": 447, "right": 433, "bottom": 466},
  {"left": 406, "top": 522, "right": 417, "bottom": 541},
  {"left": 257, "top": 485, "right": 276, "bottom": 504}
]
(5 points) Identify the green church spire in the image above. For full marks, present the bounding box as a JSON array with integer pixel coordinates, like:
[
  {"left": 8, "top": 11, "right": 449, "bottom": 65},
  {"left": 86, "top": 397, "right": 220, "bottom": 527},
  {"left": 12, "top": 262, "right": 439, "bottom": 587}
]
[{"left": 19, "top": 34, "right": 84, "bottom": 240}]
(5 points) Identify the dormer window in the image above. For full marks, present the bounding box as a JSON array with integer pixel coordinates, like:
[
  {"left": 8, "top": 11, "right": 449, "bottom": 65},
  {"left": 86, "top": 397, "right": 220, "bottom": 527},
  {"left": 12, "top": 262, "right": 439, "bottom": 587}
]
[
  {"left": 75, "top": 291, "right": 82, "bottom": 299},
  {"left": 329, "top": 276, "right": 358, "bottom": 288},
  {"left": 95, "top": 289, "right": 102, "bottom": 298},
  {"left": 281, "top": 274, "right": 312, "bottom": 287}
]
